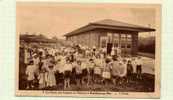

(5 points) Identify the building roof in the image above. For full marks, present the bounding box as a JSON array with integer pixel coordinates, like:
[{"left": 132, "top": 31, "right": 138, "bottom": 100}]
[
  {"left": 20, "top": 34, "right": 57, "bottom": 43},
  {"left": 64, "top": 19, "right": 156, "bottom": 37}
]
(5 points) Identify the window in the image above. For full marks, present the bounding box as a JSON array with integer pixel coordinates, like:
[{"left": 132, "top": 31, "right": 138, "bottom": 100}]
[
  {"left": 114, "top": 34, "right": 119, "bottom": 41},
  {"left": 114, "top": 34, "right": 119, "bottom": 47},
  {"left": 127, "top": 34, "right": 132, "bottom": 42},
  {"left": 100, "top": 36, "right": 107, "bottom": 48},
  {"left": 114, "top": 43, "right": 119, "bottom": 47},
  {"left": 126, "top": 34, "right": 132, "bottom": 48},
  {"left": 120, "top": 34, "right": 126, "bottom": 41},
  {"left": 121, "top": 43, "right": 126, "bottom": 48},
  {"left": 120, "top": 34, "right": 126, "bottom": 47},
  {"left": 107, "top": 33, "right": 112, "bottom": 37},
  {"left": 107, "top": 33, "right": 113, "bottom": 43},
  {"left": 127, "top": 44, "right": 131, "bottom": 48}
]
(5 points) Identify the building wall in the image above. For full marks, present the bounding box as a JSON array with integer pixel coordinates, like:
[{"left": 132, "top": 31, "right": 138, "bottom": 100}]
[
  {"left": 131, "top": 33, "right": 138, "bottom": 56},
  {"left": 66, "top": 30, "right": 99, "bottom": 48},
  {"left": 66, "top": 29, "right": 138, "bottom": 55}
]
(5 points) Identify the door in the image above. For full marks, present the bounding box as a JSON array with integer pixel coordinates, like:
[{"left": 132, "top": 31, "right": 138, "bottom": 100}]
[{"left": 107, "top": 43, "right": 113, "bottom": 54}]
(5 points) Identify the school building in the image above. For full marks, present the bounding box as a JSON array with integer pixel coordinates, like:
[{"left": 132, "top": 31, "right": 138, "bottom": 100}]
[{"left": 64, "top": 19, "right": 155, "bottom": 55}]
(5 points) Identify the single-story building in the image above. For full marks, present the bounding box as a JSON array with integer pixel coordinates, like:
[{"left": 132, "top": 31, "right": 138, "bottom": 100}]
[
  {"left": 64, "top": 19, "right": 155, "bottom": 55},
  {"left": 20, "top": 34, "right": 58, "bottom": 48}
]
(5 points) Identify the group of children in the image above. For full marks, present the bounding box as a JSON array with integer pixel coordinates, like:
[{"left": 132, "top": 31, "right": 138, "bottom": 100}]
[{"left": 24, "top": 44, "right": 143, "bottom": 90}]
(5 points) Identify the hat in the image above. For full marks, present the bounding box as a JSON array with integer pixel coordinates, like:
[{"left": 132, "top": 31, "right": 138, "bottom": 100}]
[
  {"left": 93, "top": 46, "right": 96, "bottom": 49},
  {"left": 119, "top": 61, "right": 123, "bottom": 64},
  {"left": 32, "top": 53, "right": 37, "bottom": 57}
]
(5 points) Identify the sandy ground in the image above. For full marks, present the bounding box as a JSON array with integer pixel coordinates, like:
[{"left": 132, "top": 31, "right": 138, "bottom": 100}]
[{"left": 140, "top": 57, "right": 155, "bottom": 74}]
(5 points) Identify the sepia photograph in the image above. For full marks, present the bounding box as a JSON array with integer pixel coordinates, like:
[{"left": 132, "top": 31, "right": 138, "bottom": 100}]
[{"left": 16, "top": 2, "right": 161, "bottom": 98}]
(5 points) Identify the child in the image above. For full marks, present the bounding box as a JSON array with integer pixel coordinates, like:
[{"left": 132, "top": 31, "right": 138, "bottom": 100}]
[
  {"left": 46, "top": 65, "right": 56, "bottom": 88},
  {"left": 117, "top": 47, "right": 121, "bottom": 57},
  {"left": 136, "top": 57, "right": 143, "bottom": 80},
  {"left": 87, "top": 59, "right": 95, "bottom": 86},
  {"left": 38, "top": 67, "right": 47, "bottom": 89},
  {"left": 111, "top": 60, "right": 120, "bottom": 85},
  {"left": 63, "top": 59, "right": 72, "bottom": 89},
  {"left": 118, "top": 60, "right": 127, "bottom": 85},
  {"left": 24, "top": 48, "right": 30, "bottom": 64},
  {"left": 93, "top": 56, "right": 102, "bottom": 84},
  {"left": 55, "top": 58, "right": 64, "bottom": 86},
  {"left": 111, "top": 47, "right": 116, "bottom": 60},
  {"left": 71, "top": 60, "right": 77, "bottom": 85},
  {"left": 25, "top": 60, "right": 35, "bottom": 89},
  {"left": 33, "top": 54, "right": 40, "bottom": 78},
  {"left": 102, "top": 59, "right": 112, "bottom": 86},
  {"left": 126, "top": 60, "right": 134, "bottom": 83},
  {"left": 75, "top": 61, "right": 82, "bottom": 86},
  {"left": 81, "top": 60, "right": 88, "bottom": 85},
  {"left": 94, "top": 65, "right": 102, "bottom": 84},
  {"left": 131, "top": 57, "right": 137, "bottom": 73}
]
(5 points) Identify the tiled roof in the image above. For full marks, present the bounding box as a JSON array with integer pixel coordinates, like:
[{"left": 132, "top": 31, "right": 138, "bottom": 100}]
[{"left": 64, "top": 19, "right": 155, "bottom": 37}]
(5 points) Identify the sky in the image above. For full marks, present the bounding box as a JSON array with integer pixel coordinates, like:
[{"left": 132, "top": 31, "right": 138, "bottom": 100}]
[{"left": 16, "top": 2, "right": 161, "bottom": 39}]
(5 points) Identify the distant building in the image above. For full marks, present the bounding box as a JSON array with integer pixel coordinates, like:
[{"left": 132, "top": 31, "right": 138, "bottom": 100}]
[
  {"left": 20, "top": 34, "right": 58, "bottom": 48},
  {"left": 64, "top": 19, "right": 155, "bottom": 55}
]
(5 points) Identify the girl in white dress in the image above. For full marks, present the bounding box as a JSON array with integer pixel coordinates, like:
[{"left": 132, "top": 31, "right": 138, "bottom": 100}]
[
  {"left": 25, "top": 61, "right": 35, "bottom": 89},
  {"left": 63, "top": 60, "right": 72, "bottom": 89},
  {"left": 38, "top": 67, "right": 47, "bottom": 89},
  {"left": 46, "top": 65, "right": 56, "bottom": 87}
]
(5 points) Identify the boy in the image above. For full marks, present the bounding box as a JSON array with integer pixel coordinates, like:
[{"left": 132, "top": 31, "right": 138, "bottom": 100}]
[
  {"left": 87, "top": 59, "right": 95, "bottom": 86},
  {"left": 75, "top": 60, "right": 83, "bottom": 86},
  {"left": 81, "top": 60, "right": 88, "bottom": 85},
  {"left": 136, "top": 57, "right": 143, "bottom": 80},
  {"left": 126, "top": 60, "right": 134, "bottom": 83}
]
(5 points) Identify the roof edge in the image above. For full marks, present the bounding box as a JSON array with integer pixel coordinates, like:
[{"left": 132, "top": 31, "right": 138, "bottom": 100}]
[
  {"left": 90, "top": 23, "right": 156, "bottom": 31},
  {"left": 64, "top": 24, "right": 92, "bottom": 37}
]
